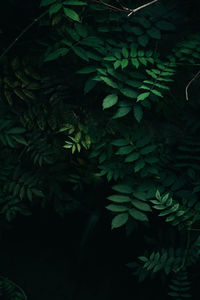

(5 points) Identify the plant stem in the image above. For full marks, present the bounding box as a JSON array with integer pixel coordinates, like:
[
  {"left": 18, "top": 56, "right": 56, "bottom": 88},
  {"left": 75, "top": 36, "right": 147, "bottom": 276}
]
[{"left": 0, "top": 10, "right": 48, "bottom": 60}]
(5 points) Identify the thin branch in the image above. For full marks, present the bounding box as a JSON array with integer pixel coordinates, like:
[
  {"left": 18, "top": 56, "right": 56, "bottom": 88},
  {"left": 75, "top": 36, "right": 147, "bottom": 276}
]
[
  {"left": 0, "top": 10, "right": 48, "bottom": 61},
  {"left": 127, "top": 0, "right": 159, "bottom": 17},
  {"left": 92, "top": 0, "right": 159, "bottom": 17},
  {"left": 92, "top": 0, "right": 125, "bottom": 12},
  {"left": 185, "top": 70, "right": 200, "bottom": 101}
]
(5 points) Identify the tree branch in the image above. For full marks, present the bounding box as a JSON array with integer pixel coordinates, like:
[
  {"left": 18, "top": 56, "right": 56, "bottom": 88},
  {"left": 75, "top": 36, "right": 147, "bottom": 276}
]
[
  {"left": 185, "top": 70, "right": 200, "bottom": 101},
  {"left": 92, "top": 0, "right": 159, "bottom": 17}
]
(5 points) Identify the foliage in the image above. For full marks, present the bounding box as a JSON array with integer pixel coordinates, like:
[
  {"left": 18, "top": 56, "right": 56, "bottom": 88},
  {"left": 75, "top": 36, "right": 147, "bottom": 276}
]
[
  {"left": 0, "top": 0, "right": 200, "bottom": 299},
  {"left": 0, "top": 276, "right": 27, "bottom": 300}
]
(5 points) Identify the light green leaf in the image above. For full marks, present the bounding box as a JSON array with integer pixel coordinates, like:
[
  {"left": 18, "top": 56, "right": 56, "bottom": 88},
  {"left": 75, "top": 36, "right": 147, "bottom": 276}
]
[
  {"left": 100, "top": 77, "right": 118, "bottom": 88},
  {"left": 121, "top": 59, "right": 129, "bottom": 69},
  {"left": 107, "top": 194, "right": 131, "bottom": 203},
  {"left": 137, "top": 92, "right": 150, "bottom": 101},
  {"left": 106, "top": 204, "right": 128, "bottom": 212},
  {"left": 104, "top": 56, "right": 116, "bottom": 61},
  {"left": 102, "top": 94, "right": 118, "bottom": 109},
  {"left": 131, "top": 58, "right": 139, "bottom": 69},
  {"left": 111, "top": 213, "right": 129, "bottom": 229},
  {"left": 129, "top": 208, "right": 148, "bottom": 221},
  {"left": 122, "top": 47, "right": 129, "bottom": 58},
  {"left": 151, "top": 89, "right": 163, "bottom": 97},
  {"left": 112, "top": 106, "right": 132, "bottom": 119},
  {"left": 63, "top": 8, "right": 80, "bottom": 22},
  {"left": 114, "top": 60, "right": 121, "bottom": 69}
]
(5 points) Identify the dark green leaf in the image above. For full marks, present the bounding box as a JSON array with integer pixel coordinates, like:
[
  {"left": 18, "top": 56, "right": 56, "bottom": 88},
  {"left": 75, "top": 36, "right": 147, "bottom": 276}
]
[
  {"left": 129, "top": 208, "right": 148, "bottom": 221},
  {"left": 107, "top": 194, "right": 131, "bottom": 203},
  {"left": 106, "top": 204, "right": 128, "bottom": 212},
  {"left": 131, "top": 199, "right": 152, "bottom": 212},
  {"left": 111, "top": 213, "right": 129, "bottom": 229}
]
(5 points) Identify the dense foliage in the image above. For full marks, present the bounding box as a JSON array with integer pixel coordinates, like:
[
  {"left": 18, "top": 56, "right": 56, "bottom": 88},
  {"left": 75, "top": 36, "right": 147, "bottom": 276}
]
[{"left": 0, "top": 0, "right": 200, "bottom": 299}]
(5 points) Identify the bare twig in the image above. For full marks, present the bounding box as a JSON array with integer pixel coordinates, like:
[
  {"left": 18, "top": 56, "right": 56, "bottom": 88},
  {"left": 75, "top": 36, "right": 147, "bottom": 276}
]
[
  {"left": 92, "top": 0, "right": 159, "bottom": 17},
  {"left": 127, "top": 0, "right": 159, "bottom": 17},
  {"left": 185, "top": 70, "right": 200, "bottom": 101},
  {"left": 0, "top": 10, "right": 48, "bottom": 60}
]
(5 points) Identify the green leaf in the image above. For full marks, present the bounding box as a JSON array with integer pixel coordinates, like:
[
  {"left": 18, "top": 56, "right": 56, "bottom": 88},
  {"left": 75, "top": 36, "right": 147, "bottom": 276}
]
[
  {"left": 140, "top": 145, "right": 156, "bottom": 155},
  {"left": 122, "top": 47, "right": 129, "bottom": 58},
  {"left": 121, "top": 59, "right": 129, "bottom": 69},
  {"left": 120, "top": 88, "right": 137, "bottom": 98},
  {"left": 72, "top": 46, "right": 89, "bottom": 61},
  {"left": 137, "top": 92, "right": 150, "bottom": 101},
  {"left": 100, "top": 77, "right": 118, "bottom": 88},
  {"left": 129, "top": 208, "right": 148, "bottom": 221},
  {"left": 112, "top": 184, "right": 133, "bottom": 194},
  {"left": 31, "top": 189, "right": 44, "bottom": 197},
  {"left": 111, "top": 139, "right": 129, "bottom": 146},
  {"left": 125, "top": 152, "right": 140, "bottom": 162},
  {"left": 115, "top": 145, "right": 134, "bottom": 155},
  {"left": 156, "top": 21, "right": 175, "bottom": 31},
  {"left": 107, "top": 194, "right": 131, "bottom": 203},
  {"left": 106, "top": 204, "right": 128, "bottom": 212},
  {"left": 12, "top": 135, "right": 28, "bottom": 146},
  {"left": 147, "top": 27, "right": 161, "bottom": 39},
  {"left": 84, "top": 77, "right": 97, "bottom": 94},
  {"left": 49, "top": 3, "right": 62, "bottom": 17},
  {"left": 114, "top": 60, "right": 121, "bottom": 69},
  {"left": 77, "top": 66, "right": 97, "bottom": 74},
  {"left": 7, "top": 127, "right": 26, "bottom": 134},
  {"left": 40, "top": 0, "right": 56, "bottom": 7},
  {"left": 138, "top": 35, "right": 149, "bottom": 47},
  {"left": 63, "top": 0, "right": 86, "bottom": 5},
  {"left": 134, "top": 159, "right": 145, "bottom": 172},
  {"left": 131, "top": 199, "right": 152, "bottom": 212},
  {"left": 132, "top": 27, "right": 143, "bottom": 35},
  {"left": 133, "top": 104, "right": 143, "bottom": 122},
  {"left": 104, "top": 56, "right": 116, "bottom": 61},
  {"left": 44, "top": 48, "right": 69, "bottom": 62},
  {"left": 63, "top": 8, "right": 80, "bottom": 22},
  {"left": 131, "top": 58, "right": 139, "bottom": 69},
  {"left": 138, "top": 256, "right": 148, "bottom": 262},
  {"left": 151, "top": 89, "right": 163, "bottom": 97},
  {"left": 112, "top": 106, "right": 132, "bottom": 119},
  {"left": 111, "top": 213, "right": 129, "bottom": 229},
  {"left": 103, "top": 94, "right": 118, "bottom": 109}
]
